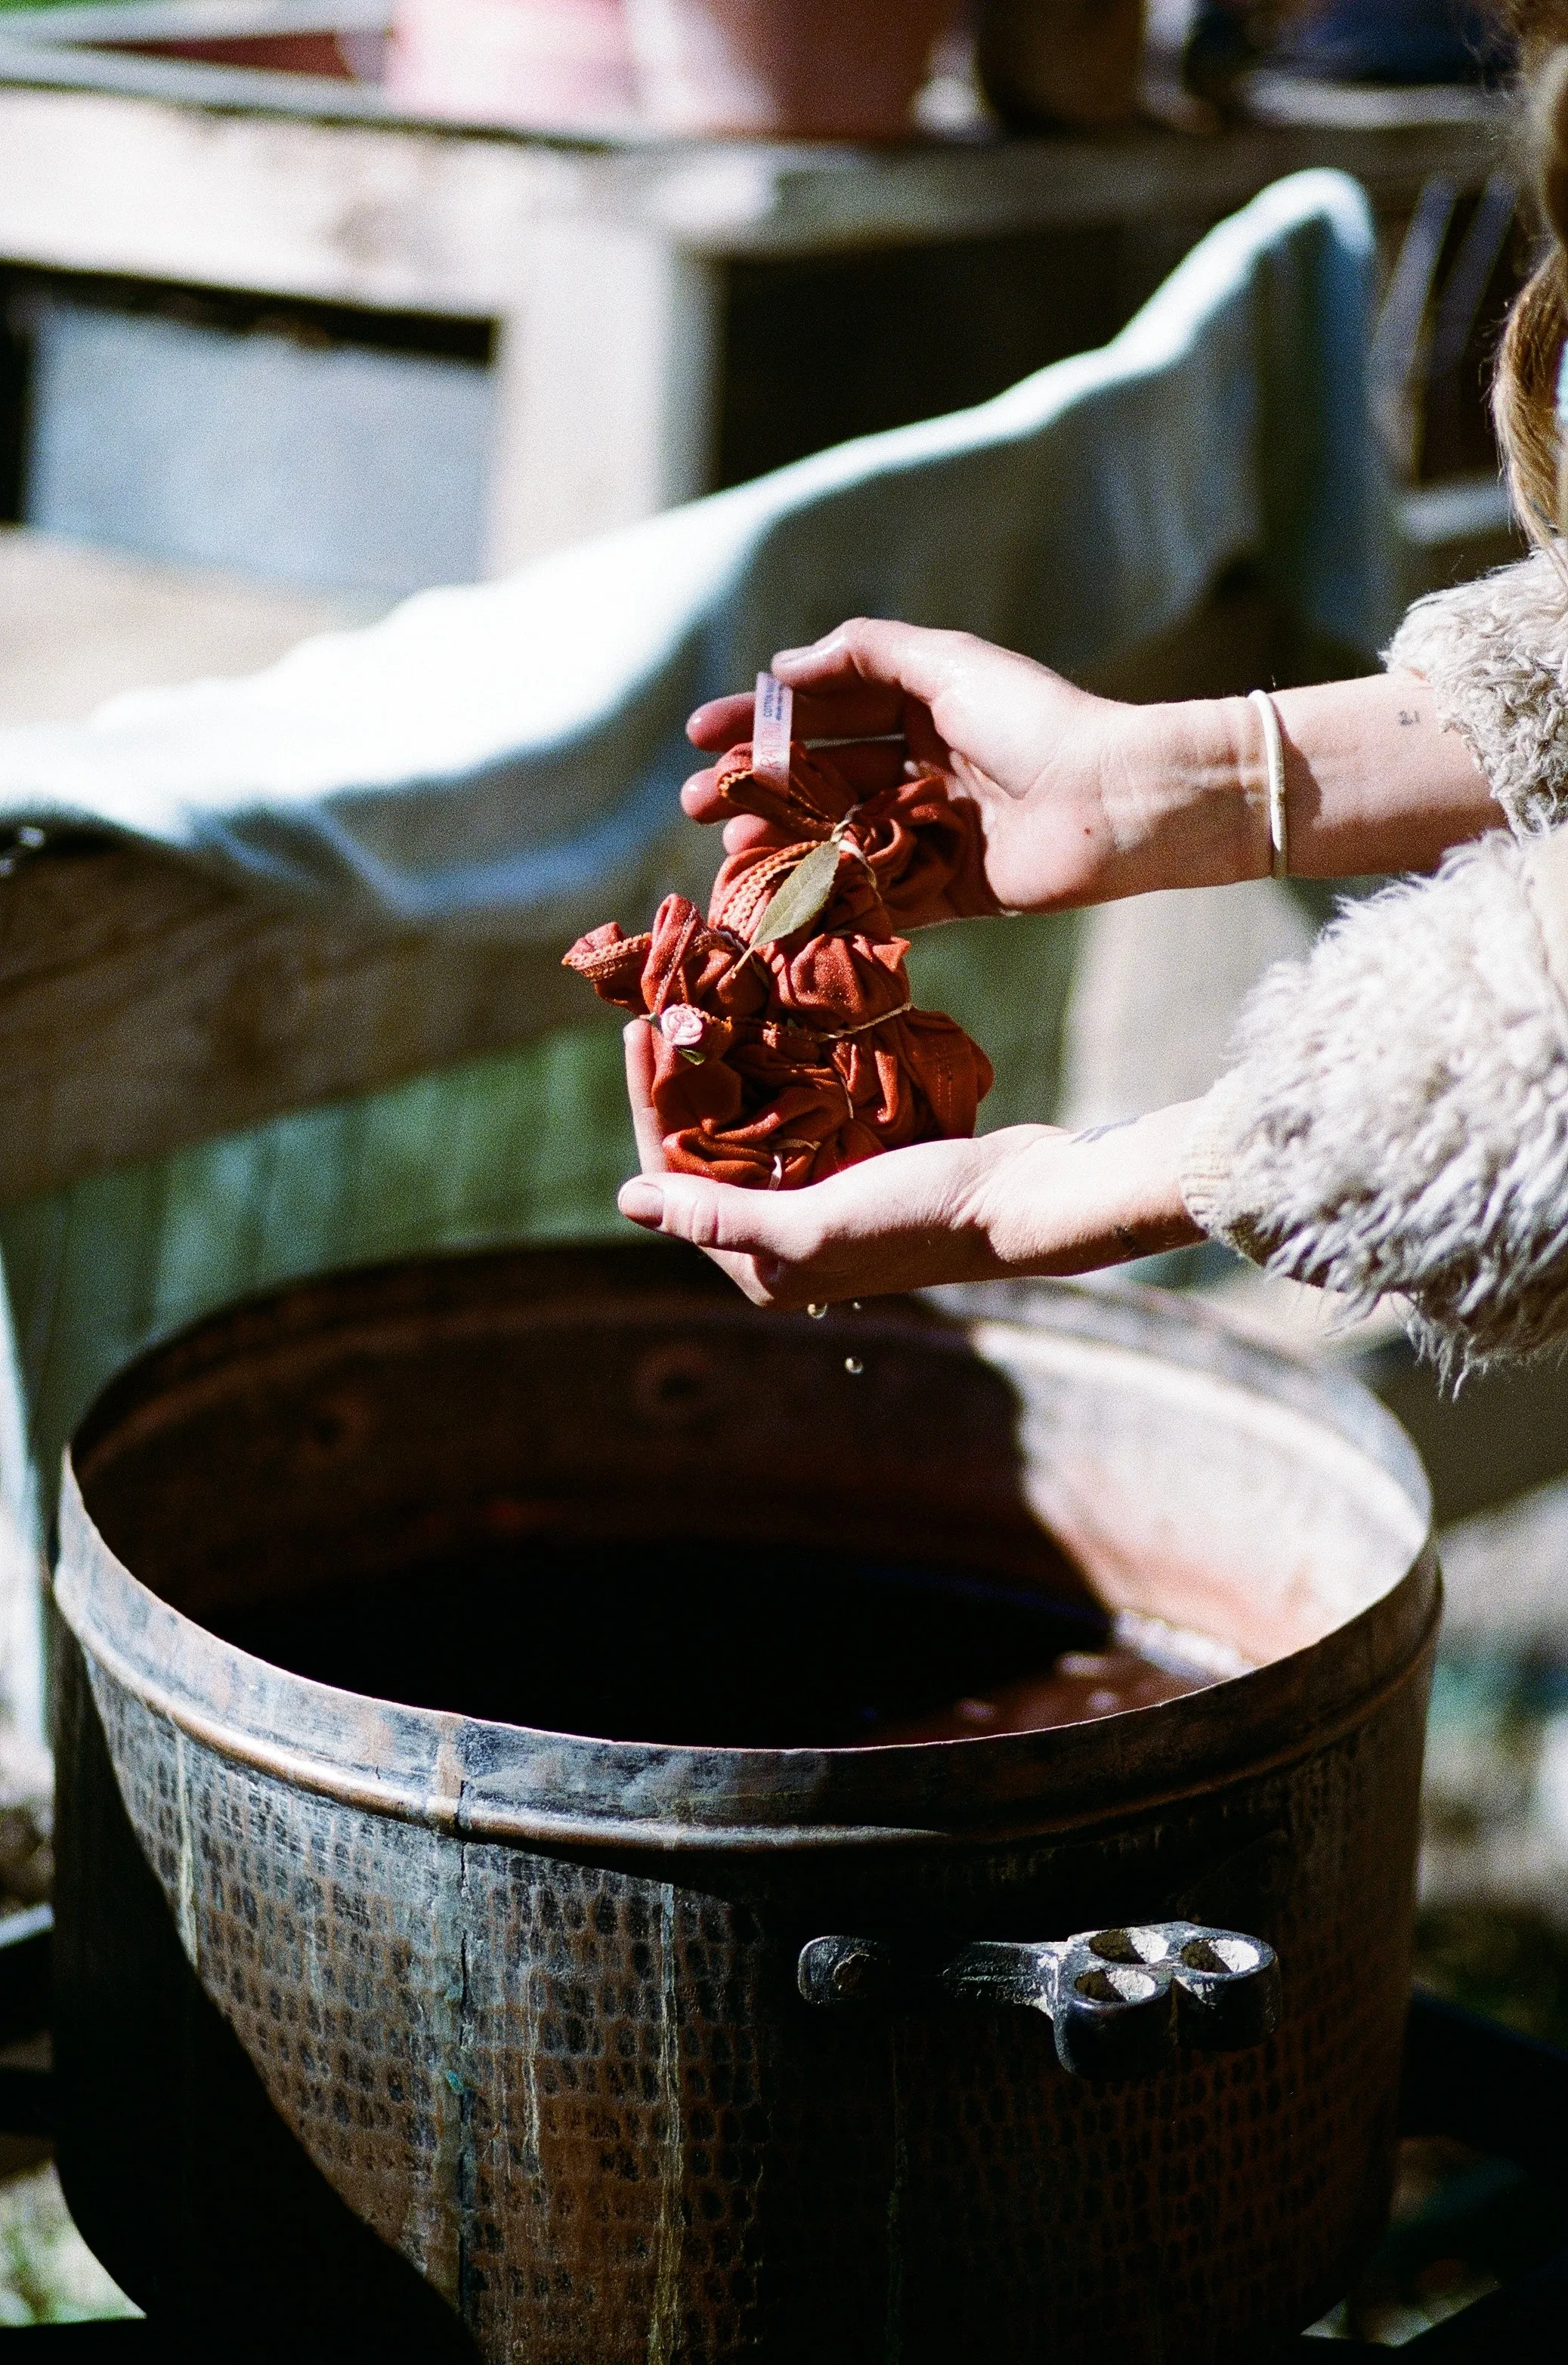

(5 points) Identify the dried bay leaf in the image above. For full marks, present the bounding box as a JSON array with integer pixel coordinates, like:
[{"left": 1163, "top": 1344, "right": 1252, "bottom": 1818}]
[{"left": 750, "top": 838, "right": 842, "bottom": 946}]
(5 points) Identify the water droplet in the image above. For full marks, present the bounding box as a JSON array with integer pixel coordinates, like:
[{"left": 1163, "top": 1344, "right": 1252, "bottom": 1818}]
[
  {"left": 850, "top": 1300, "right": 864, "bottom": 1312},
  {"left": 843, "top": 1356, "right": 864, "bottom": 1376},
  {"left": 806, "top": 1303, "right": 827, "bottom": 1319}
]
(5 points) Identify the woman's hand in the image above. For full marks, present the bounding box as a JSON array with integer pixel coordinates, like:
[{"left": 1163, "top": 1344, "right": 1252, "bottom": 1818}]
[
  {"left": 682, "top": 619, "right": 1267, "bottom": 920},
  {"left": 682, "top": 621, "right": 1502, "bottom": 912},
  {"left": 616, "top": 1022, "right": 1202, "bottom": 1306}
]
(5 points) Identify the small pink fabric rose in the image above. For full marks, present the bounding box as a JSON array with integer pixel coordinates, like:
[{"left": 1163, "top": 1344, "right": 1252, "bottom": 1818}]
[{"left": 659, "top": 1003, "right": 710, "bottom": 1053}]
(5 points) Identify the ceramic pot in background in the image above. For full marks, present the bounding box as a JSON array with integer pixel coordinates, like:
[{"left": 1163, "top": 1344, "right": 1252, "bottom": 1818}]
[
  {"left": 626, "top": 0, "right": 960, "bottom": 137},
  {"left": 979, "top": 0, "right": 1146, "bottom": 128},
  {"left": 385, "top": 0, "right": 636, "bottom": 132}
]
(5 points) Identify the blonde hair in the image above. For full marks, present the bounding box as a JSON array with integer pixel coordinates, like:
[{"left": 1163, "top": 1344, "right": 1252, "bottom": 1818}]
[{"left": 1494, "top": 6, "right": 1568, "bottom": 534}]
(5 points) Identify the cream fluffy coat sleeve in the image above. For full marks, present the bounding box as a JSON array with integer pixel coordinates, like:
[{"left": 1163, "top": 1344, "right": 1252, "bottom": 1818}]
[{"left": 1181, "top": 549, "right": 1568, "bottom": 1370}]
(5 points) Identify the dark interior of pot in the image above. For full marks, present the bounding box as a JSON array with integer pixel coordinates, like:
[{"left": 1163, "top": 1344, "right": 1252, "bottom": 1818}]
[
  {"left": 180, "top": 1541, "right": 1202, "bottom": 1749},
  {"left": 68, "top": 1243, "right": 1430, "bottom": 1752}
]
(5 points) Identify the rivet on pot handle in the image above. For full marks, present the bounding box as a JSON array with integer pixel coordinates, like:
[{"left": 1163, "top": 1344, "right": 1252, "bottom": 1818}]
[{"left": 798, "top": 1921, "right": 1280, "bottom": 2082}]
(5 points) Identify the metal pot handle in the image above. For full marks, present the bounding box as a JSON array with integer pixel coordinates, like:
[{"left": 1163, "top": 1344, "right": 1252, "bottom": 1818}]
[{"left": 799, "top": 1920, "right": 1280, "bottom": 2082}]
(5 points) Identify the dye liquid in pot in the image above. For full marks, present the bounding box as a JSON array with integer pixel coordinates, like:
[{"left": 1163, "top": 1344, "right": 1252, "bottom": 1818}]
[{"left": 213, "top": 1537, "right": 1213, "bottom": 1748}]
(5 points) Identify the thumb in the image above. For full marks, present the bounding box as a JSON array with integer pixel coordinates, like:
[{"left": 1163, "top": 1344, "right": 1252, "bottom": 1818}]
[{"left": 617, "top": 1173, "right": 804, "bottom": 1263}]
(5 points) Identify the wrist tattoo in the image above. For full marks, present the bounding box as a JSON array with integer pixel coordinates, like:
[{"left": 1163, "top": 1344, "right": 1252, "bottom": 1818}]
[{"left": 1071, "top": 1118, "right": 1137, "bottom": 1145}]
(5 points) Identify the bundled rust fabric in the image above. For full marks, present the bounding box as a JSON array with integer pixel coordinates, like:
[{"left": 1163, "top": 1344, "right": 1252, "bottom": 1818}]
[{"left": 563, "top": 739, "right": 993, "bottom": 1186}]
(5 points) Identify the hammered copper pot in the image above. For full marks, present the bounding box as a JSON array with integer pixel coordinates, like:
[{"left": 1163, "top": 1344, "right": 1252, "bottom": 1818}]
[{"left": 50, "top": 1244, "right": 1437, "bottom": 2363}]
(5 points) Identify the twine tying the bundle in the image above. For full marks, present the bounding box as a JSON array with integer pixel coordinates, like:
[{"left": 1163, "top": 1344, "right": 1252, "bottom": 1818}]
[{"left": 563, "top": 715, "right": 993, "bottom": 1189}]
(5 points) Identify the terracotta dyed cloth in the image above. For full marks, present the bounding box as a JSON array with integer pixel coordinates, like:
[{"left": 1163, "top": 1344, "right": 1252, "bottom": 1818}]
[{"left": 563, "top": 740, "right": 993, "bottom": 1186}]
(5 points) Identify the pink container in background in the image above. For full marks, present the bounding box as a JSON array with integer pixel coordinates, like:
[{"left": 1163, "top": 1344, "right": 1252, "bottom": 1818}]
[
  {"left": 626, "top": 0, "right": 960, "bottom": 137},
  {"left": 386, "top": 0, "right": 637, "bottom": 132}
]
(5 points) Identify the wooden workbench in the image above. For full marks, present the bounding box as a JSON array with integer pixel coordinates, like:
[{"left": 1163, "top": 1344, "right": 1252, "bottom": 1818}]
[
  {"left": 0, "top": 14, "right": 1511, "bottom": 570},
  {"left": 0, "top": 19, "right": 1519, "bottom": 1210}
]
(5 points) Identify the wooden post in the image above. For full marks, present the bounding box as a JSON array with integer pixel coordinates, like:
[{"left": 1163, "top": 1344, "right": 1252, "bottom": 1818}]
[{"left": 485, "top": 221, "right": 722, "bottom": 573}]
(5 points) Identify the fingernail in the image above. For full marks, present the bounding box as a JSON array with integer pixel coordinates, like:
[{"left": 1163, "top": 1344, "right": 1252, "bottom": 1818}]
[
  {"left": 773, "top": 630, "right": 840, "bottom": 670},
  {"left": 618, "top": 1179, "right": 665, "bottom": 1225}
]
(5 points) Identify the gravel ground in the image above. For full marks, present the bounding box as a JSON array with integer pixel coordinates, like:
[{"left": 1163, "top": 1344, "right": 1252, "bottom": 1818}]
[
  {"left": 0, "top": 2164, "right": 137, "bottom": 2326},
  {"left": 1416, "top": 1476, "right": 1568, "bottom": 2045}
]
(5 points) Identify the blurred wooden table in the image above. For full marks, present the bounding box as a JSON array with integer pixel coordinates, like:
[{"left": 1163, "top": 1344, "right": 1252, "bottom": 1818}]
[
  {"left": 0, "top": 529, "right": 587, "bottom": 1207},
  {"left": 0, "top": 9, "right": 1511, "bottom": 572},
  {"left": 0, "top": 17, "right": 1518, "bottom": 1215},
  {"left": 0, "top": 528, "right": 376, "bottom": 725}
]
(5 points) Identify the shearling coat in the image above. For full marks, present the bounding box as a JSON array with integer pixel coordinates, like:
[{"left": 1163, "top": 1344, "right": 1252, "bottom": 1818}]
[{"left": 1180, "top": 548, "right": 1568, "bottom": 1371}]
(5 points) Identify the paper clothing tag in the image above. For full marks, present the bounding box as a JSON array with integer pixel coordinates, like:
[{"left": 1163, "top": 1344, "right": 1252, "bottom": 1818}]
[{"left": 752, "top": 671, "right": 793, "bottom": 789}]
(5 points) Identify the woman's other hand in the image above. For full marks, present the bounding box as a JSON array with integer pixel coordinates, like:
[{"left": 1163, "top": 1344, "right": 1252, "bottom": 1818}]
[
  {"left": 681, "top": 620, "right": 1500, "bottom": 914},
  {"left": 617, "top": 1021, "right": 1202, "bottom": 1306},
  {"left": 681, "top": 619, "right": 1260, "bottom": 920}
]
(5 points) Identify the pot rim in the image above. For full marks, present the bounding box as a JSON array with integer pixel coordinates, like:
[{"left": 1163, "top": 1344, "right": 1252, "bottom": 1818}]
[{"left": 54, "top": 1251, "right": 1441, "bottom": 1855}]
